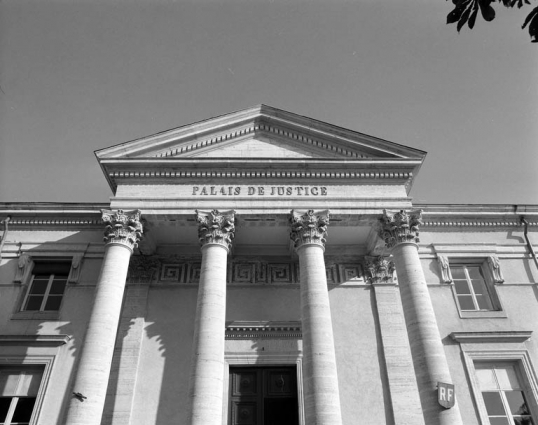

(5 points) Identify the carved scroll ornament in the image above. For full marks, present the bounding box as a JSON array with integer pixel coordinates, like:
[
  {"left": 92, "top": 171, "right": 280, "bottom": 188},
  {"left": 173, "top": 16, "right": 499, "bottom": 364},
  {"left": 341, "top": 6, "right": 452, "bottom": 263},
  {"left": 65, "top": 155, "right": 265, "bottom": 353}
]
[
  {"left": 102, "top": 209, "right": 143, "bottom": 251},
  {"left": 289, "top": 209, "right": 330, "bottom": 250},
  {"left": 196, "top": 209, "right": 236, "bottom": 250},
  {"left": 437, "top": 255, "right": 453, "bottom": 283},
  {"left": 14, "top": 254, "right": 33, "bottom": 283},
  {"left": 378, "top": 209, "right": 422, "bottom": 249},
  {"left": 67, "top": 254, "right": 84, "bottom": 283},
  {"left": 488, "top": 255, "right": 505, "bottom": 283}
]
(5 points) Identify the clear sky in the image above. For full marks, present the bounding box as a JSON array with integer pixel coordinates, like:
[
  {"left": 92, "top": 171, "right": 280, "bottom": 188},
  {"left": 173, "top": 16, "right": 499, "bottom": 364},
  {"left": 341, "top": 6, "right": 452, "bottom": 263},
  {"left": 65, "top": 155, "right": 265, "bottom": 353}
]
[{"left": 0, "top": 0, "right": 536, "bottom": 205}]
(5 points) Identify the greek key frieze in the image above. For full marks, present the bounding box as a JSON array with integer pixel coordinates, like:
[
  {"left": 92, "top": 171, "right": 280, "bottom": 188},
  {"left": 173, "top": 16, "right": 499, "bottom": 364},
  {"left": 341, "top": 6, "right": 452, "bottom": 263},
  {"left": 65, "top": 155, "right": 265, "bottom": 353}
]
[
  {"left": 154, "top": 259, "right": 365, "bottom": 285},
  {"left": 338, "top": 264, "right": 365, "bottom": 283},
  {"left": 160, "top": 264, "right": 185, "bottom": 281}
]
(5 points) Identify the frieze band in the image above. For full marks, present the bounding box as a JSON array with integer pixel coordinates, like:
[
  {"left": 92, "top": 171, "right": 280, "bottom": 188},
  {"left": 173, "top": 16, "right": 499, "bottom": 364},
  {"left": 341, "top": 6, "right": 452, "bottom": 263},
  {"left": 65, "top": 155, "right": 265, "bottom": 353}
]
[{"left": 158, "top": 259, "right": 364, "bottom": 285}]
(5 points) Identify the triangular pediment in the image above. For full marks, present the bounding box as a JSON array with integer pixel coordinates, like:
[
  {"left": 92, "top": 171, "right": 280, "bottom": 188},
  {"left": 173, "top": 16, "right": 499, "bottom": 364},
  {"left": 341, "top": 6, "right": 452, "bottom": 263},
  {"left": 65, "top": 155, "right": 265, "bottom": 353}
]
[
  {"left": 96, "top": 105, "right": 426, "bottom": 161},
  {"left": 96, "top": 105, "right": 427, "bottom": 195}
]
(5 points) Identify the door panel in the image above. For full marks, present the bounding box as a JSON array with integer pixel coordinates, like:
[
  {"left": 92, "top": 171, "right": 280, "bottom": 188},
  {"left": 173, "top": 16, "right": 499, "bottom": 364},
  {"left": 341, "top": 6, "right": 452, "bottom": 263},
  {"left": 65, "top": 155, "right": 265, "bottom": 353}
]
[{"left": 229, "top": 366, "right": 299, "bottom": 425}]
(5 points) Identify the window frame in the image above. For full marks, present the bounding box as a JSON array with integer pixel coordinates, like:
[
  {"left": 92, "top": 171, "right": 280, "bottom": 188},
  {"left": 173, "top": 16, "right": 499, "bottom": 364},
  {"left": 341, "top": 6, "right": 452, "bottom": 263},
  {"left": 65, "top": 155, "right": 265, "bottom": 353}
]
[
  {"left": 20, "top": 266, "right": 69, "bottom": 313},
  {"left": 463, "top": 350, "right": 538, "bottom": 425},
  {"left": 475, "top": 362, "right": 535, "bottom": 425},
  {"left": 446, "top": 258, "right": 506, "bottom": 319},
  {"left": 13, "top": 257, "right": 77, "bottom": 320},
  {"left": 0, "top": 357, "right": 55, "bottom": 425}
]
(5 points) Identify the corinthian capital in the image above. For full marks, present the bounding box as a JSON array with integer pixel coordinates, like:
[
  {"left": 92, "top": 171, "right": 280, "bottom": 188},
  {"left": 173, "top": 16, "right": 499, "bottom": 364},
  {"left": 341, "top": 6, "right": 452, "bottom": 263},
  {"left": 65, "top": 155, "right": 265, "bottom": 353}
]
[
  {"left": 102, "top": 209, "right": 143, "bottom": 251},
  {"left": 290, "top": 209, "right": 330, "bottom": 250},
  {"left": 365, "top": 256, "right": 395, "bottom": 284},
  {"left": 196, "top": 209, "right": 236, "bottom": 251},
  {"left": 378, "top": 209, "right": 422, "bottom": 248}
]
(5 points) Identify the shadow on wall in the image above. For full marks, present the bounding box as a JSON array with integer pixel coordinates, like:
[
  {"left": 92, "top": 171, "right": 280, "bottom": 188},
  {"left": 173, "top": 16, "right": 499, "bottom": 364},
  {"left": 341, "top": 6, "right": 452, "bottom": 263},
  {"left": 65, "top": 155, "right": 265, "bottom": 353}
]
[
  {"left": 139, "top": 285, "right": 199, "bottom": 425},
  {"left": 507, "top": 229, "right": 537, "bottom": 284},
  {"left": 369, "top": 287, "right": 396, "bottom": 425},
  {"left": 0, "top": 231, "right": 102, "bottom": 425}
]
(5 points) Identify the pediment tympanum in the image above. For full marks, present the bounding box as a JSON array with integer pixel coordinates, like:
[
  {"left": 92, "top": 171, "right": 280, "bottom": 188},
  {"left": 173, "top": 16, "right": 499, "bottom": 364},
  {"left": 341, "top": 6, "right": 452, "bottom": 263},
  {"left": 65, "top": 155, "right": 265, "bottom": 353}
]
[
  {"left": 96, "top": 106, "right": 426, "bottom": 214},
  {"left": 96, "top": 105, "right": 425, "bottom": 161}
]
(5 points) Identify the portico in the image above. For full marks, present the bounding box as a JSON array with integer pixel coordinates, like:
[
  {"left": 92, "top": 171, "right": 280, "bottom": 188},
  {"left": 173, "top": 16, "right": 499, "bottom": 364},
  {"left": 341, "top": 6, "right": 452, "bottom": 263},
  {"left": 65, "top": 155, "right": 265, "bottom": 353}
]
[{"left": 70, "top": 105, "right": 462, "bottom": 425}]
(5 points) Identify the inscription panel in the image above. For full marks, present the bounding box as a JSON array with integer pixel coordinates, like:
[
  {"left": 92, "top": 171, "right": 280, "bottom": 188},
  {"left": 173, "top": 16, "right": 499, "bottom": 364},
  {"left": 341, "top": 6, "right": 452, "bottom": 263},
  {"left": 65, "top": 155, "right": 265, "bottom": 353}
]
[{"left": 192, "top": 185, "right": 328, "bottom": 197}]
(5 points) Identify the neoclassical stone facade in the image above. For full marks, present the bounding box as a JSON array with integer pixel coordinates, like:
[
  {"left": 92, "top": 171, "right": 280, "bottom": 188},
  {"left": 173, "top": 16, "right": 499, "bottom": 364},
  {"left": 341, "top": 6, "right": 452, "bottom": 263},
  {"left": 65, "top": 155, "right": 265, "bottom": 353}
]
[{"left": 1, "top": 106, "right": 538, "bottom": 425}]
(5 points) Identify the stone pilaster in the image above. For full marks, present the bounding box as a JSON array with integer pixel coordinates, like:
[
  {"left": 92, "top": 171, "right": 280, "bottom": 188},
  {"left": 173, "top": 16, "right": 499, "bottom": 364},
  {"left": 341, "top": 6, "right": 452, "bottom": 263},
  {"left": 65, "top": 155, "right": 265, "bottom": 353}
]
[
  {"left": 368, "top": 255, "right": 425, "bottom": 425},
  {"left": 290, "top": 210, "right": 342, "bottom": 425},
  {"left": 65, "top": 210, "right": 142, "bottom": 425},
  {"left": 188, "top": 210, "right": 235, "bottom": 425},
  {"left": 379, "top": 209, "right": 463, "bottom": 425}
]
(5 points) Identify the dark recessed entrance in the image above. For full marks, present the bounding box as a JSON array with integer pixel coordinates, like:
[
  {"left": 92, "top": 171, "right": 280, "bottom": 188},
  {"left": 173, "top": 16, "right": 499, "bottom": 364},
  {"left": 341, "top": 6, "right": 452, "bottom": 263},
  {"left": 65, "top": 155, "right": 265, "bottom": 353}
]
[{"left": 229, "top": 366, "right": 299, "bottom": 425}]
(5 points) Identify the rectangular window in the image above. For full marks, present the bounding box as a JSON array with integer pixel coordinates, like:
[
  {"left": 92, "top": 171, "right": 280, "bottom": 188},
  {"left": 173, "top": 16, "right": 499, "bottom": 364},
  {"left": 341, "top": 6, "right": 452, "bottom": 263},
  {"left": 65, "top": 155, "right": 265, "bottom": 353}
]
[
  {"left": 229, "top": 366, "right": 299, "bottom": 425},
  {"left": 0, "top": 366, "right": 44, "bottom": 425},
  {"left": 21, "top": 261, "right": 70, "bottom": 312},
  {"left": 451, "top": 264, "right": 497, "bottom": 311},
  {"left": 475, "top": 363, "right": 535, "bottom": 425}
]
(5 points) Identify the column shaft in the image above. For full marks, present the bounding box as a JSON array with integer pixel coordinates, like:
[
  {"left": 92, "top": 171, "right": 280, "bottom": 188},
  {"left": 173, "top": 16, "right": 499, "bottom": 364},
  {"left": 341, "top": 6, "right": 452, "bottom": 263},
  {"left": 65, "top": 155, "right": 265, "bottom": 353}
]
[
  {"left": 188, "top": 244, "right": 228, "bottom": 425},
  {"left": 298, "top": 244, "right": 343, "bottom": 425},
  {"left": 188, "top": 208, "right": 235, "bottom": 425},
  {"left": 65, "top": 243, "right": 132, "bottom": 425},
  {"left": 392, "top": 242, "right": 463, "bottom": 425}
]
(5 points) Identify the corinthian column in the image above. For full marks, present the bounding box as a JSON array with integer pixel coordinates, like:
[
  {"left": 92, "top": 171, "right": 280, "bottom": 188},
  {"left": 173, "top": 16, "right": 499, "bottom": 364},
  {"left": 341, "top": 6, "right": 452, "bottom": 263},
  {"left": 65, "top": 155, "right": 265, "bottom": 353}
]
[
  {"left": 379, "top": 210, "right": 463, "bottom": 425},
  {"left": 65, "top": 210, "right": 143, "bottom": 425},
  {"left": 290, "top": 210, "right": 342, "bottom": 425},
  {"left": 188, "top": 209, "right": 235, "bottom": 425}
]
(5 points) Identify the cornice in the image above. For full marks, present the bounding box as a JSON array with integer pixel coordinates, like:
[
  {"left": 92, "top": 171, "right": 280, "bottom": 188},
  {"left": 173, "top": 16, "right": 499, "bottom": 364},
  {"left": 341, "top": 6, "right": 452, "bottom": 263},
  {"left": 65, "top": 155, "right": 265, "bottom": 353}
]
[
  {"left": 421, "top": 221, "right": 537, "bottom": 228},
  {"left": 95, "top": 105, "right": 426, "bottom": 193},
  {"left": 417, "top": 203, "right": 538, "bottom": 216},
  {"left": 450, "top": 331, "right": 532, "bottom": 344},
  {"left": 107, "top": 169, "right": 414, "bottom": 181},
  {"left": 0, "top": 334, "right": 72, "bottom": 346},
  {"left": 0, "top": 204, "right": 106, "bottom": 228},
  {"left": 5, "top": 218, "right": 103, "bottom": 227},
  {"left": 225, "top": 321, "right": 302, "bottom": 339},
  {"left": 418, "top": 204, "right": 538, "bottom": 228},
  {"left": 0, "top": 203, "right": 109, "bottom": 212},
  {"left": 101, "top": 160, "right": 418, "bottom": 193}
]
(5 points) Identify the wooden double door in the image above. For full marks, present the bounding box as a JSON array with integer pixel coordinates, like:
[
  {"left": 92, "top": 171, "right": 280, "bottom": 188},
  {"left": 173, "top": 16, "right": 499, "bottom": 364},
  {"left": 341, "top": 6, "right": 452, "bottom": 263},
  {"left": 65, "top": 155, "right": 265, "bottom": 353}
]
[{"left": 229, "top": 366, "right": 299, "bottom": 425}]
